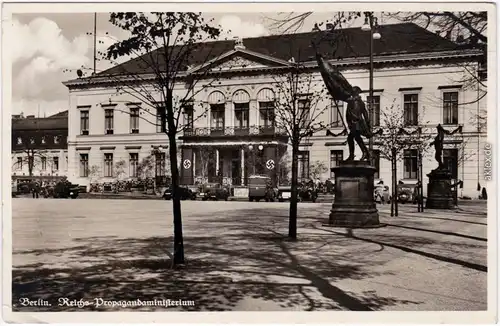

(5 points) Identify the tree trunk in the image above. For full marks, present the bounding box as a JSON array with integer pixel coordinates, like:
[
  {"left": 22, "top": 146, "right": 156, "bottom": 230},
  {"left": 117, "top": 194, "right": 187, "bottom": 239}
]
[
  {"left": 393, "top": 149, "right": 399, "bottom": 217},
  {"left": 28, "top": 151, "right": 34, "bottom": 177},
  {"left": 391, "top": 155, "right": 395, "bottom": 217},
  {"left": 288, "top": 139, "right": 299, "bottom": 240},
  {"left": 165, "top": 91, "right": 185, "bottom": 266}
]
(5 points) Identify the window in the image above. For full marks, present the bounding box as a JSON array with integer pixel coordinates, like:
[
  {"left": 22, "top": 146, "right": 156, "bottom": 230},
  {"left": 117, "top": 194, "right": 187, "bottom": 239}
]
[
  {"left": 130, "top": 108, "right": 139, "bottom": 133},
  {"left": 80, "top": 154, "right": 89, "bottom": 177},
  {"left": 234, "top": 102, "right": 249, "bottom": 129},
  {"left": 371, "top": 150, "right": 380, "bottom": 179},
  {"left": 330, "top": 150, "right": 343, "bottom": 178},
  {"left": 129, "top": 153, "right": 139, "bottom": 177},
  {"left": 403, "top": 149, "right": 418, "bottom": 179},
  {"left": 104, "top": 109, "right": 114, "bottom": 134},
  {"left": 443, "top": 92, "right": 458, "bottom": 125},
  {"left": 41, "top": 157, "right": 47, "bottom": 170},
  {"left": 297, "top": 151, "right": 310, "bottom": 181},
  {"left": 17, "top": 137, "right": 22, "bottom": 145},
  {"left": 54, "top": 136, "right": 60, "bottom": 144},
  {"left": 104, "top": 153, "right": 113, "bottom": 177},
  {"left": 155, "top": 152, "right": 166, "bottom": 177},
  {"left": 41, "top": 136, "right": 46, "bottom": 144},
  {"left": 80, "top": 110, "right": 89, "bottom": 135},
  {"left": 183, "top": 104, "right": 194, "bottom": 131},
  {"left": 366, "top": 95, "right": 380, "bottom": 126},
  {"left": 403, "top": 94, "right": 418, "bottom": 125},
  {"left": 330, "top": 100, "right": 344, "bottom": 127},
  {"left": 53, "top": 157, "right": 59, "bottom": 171},
  {"left": 156, "top": 107, "right": 164, "bottom": 133},
  {"left": 17, "top": 157, "right": 22, "bottom": 170},
  {"left": 298, "top": 99, "right": 311, "bottom": 128},
  {"left": 259, "top": 101, "right": 274, "bottom": 127},
  {"left": 30, "top": 137, "right": 35, "bottom": 144},
  {"left": 210, "top": 104, "right": 225, "bottom": 130},
  {"left": 443, "top": 149, "right": 458, "bottom": 180}
]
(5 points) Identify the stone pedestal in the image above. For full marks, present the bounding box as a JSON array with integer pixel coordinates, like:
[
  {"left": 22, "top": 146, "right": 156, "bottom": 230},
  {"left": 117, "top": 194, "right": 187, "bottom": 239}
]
[
  {"left": 426, "top": 169, "right": 454, "bottom": 209},
  {"left": 329, "top": 161, "right": 380, "bottom": 227}
]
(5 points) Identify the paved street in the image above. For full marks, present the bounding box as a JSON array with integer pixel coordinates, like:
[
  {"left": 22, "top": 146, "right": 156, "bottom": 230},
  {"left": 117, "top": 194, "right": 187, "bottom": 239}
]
[{"left": 11, "top": 198, "right": 487, "bottom": 311}]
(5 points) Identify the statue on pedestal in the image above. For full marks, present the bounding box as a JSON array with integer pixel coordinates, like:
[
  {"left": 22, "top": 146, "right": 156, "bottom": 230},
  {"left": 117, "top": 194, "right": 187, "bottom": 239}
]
[
  {"left": 429, "top": 124, "right": 462, "bottom": 170},
  {"left": 316, "top": 53, "right": 378, "bottom": 161}
]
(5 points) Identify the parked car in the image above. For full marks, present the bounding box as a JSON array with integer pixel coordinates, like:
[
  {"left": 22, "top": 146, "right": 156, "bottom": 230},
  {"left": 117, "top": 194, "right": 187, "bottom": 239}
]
[
  {"left": 277, "top": 185, "right": 292, "bottom": 202},
  {"left": 298, "top": 181, "right": 319, "bottom": 203},
  {"left": 199, "top": 183, "right": 230, "bottom": 201},
  {"left": 374, "top": 185, "right": 391, "bottom": 203},
  {"left": 397, "top": 183, "right": 418, "bottom": 204},
  {"left": 53, "top": 180, "right": 80, "bottom": 199},
  {"left": 163, "top": 186, "right": 196, "bottom": 200},
  {"left": 248, "top": 175, "right": 277, "bottom": 202}
]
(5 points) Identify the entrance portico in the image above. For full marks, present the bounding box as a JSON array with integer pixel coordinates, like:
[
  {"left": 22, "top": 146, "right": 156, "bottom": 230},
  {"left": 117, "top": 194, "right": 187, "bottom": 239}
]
[{"left": 180, "top": 141, "right": 288, "bottom": 186}]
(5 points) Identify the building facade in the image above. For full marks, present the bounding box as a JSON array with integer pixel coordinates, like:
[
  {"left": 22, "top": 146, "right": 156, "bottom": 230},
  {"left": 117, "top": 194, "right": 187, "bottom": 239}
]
[
  {"left": 63, "top": 23, "right": 486, "bottom": 197},
  {"left": 11, "top": 112, "right": 69, "bottom": 181}
]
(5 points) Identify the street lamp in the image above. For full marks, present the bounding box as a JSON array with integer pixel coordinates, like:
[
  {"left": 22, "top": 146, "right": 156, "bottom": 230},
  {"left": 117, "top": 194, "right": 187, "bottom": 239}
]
[{"left": 362, "top": 12, "right": 382, "bottom": 155}]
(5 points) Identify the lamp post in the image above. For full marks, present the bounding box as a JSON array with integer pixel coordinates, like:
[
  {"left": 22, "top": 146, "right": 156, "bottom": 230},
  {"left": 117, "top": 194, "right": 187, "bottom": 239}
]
[
  {"left": 361, "top": 12, "right": 381, "bottom": 155},
  {"left": 248, "top": 144, "right": 264, "bottom": 175}
]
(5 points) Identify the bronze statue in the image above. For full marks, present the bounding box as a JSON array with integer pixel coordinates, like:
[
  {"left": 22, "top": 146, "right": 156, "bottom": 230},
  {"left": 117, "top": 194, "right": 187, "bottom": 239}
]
[
  {"left": 429, "top": 124, "right": 462, "bottom": 170},
  {"left": 316, "top": 53, "right": 375, "bottom": 161}
]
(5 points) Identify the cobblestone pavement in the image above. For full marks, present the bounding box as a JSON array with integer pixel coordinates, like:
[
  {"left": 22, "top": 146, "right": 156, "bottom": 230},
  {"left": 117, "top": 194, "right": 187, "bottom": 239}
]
[{"left": 11, "top": 198, "right": 488, "bottom": 311}]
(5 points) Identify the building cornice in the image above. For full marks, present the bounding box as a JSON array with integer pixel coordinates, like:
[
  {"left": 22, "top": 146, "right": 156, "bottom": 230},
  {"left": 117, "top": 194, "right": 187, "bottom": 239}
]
[{"left": 63, "top": 49, "right": 483, "bottom": 90}]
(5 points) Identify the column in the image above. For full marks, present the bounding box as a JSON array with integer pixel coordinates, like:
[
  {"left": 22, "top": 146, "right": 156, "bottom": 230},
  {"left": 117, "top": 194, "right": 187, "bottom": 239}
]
[{"left": 241, "top": 148, "right": 245, "bottom": 185}]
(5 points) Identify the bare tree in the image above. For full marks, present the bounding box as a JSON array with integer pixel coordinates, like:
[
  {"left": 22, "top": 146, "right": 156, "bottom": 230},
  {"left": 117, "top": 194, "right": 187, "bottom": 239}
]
[
  {"left": 309, "top": 160, "right": 328, "bottom": 180},
  {"left": 68, "top": 12, "right": 232, "bottom": 266},
  {"left": 376, "top": 103, "right": 433, "bottom": 216}
]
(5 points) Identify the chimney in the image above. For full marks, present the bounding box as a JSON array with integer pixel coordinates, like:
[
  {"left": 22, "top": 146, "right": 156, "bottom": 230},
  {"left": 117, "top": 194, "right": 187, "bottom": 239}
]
[{"left": 26, "top": 115, "right": 35, "bottom": 119}]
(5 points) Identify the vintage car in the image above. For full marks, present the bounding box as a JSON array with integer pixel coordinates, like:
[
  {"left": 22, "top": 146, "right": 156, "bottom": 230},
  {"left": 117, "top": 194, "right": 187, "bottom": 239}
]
[
  {"left": 397, "top": 183, "right": 419, "bottom": 204},
  {"left": 199, "top": 183, "right": 230, "bottom": 201},
  {"left": 248, "top": 175, "right": 277, "bottom": 202},
  {"left": 163, "top": 186, "right": 197, "bottom": 200},
  {"left": 277, "top": 182, "right": 318, "bottom": 203},
  {"left": 53, "top": 180, "right": 80, "bottom": 199}
]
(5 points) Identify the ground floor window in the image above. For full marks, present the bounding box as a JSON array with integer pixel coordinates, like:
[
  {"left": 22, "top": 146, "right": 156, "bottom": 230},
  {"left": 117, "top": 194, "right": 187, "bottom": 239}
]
[
  {"left": 129, "top": 153, "right": 138, "bottom": 177},
  {"left": 80, "top": 154, "right": 88, "bottom": 177},
  {"left": 443, "top": 148, "right": 458, "bottom": 180},
  {"left": 53, "top": 157, "right": 59, "bottom": 171},
  {"left": 330, "top": 150, "right": 343, "bottom": 179},
  {"left": 104, "top": 153, "right": 113, "bottom": 177},
  {"left": 403, "top": 149, "right": 418, "bottom": 179},
  {"left": 298, "top": 151, "right": 310, "bottom": 181}
]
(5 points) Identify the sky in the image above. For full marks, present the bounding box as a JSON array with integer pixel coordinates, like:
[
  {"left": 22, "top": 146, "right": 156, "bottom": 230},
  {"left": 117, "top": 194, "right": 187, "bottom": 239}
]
[{"left": 10, "top": 12, "right": 368, "bottom": 117}]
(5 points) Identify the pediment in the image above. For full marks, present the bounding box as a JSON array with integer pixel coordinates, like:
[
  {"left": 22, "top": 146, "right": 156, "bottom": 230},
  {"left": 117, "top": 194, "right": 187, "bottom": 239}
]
[{"left": 189, "top": 49, "right": 291, "bottom": 74}]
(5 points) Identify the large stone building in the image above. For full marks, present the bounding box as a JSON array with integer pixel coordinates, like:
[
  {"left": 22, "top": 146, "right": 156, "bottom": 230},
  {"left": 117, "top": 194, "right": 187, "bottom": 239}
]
[
  {"left": 11, "top": 111, "right": 69, "bottom": 182},
  {"left": 63, "top": 22, "right": 486, "bottom": 197}
]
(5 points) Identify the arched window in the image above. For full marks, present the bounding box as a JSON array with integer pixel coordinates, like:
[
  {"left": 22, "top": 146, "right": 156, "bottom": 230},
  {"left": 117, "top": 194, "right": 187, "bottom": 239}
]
[
  {"left": 233, "top": 90, "right": 250, "bottom": 130},
  {"left": 208, "top": 91, "right": 226, "bottom": 131},
  {"left": 257, "top": 88, "right": 275, "bottom": 128}
]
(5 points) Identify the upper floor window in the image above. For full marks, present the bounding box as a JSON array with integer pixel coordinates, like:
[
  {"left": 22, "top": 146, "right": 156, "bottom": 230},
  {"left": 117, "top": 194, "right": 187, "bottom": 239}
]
[
  {"left": 182, "top": 104, "right": 194, "bottom": 131},
  {"left": 104, "top": 109, "right": 114, "bottom": 134},
  {"left": 297, "top": 99, "right": 311, "bottom": 128},
  {"left": 210, "top": 104, "right": 225, "bottom": 130},
  {"left": 17, "top": 157, "right": 22, "bottom": 170},
  {"left": 54, "top": 136, "right": 60, "bottom": 144},
  {"left": 403, "top": 94, "right": 418, "bottom": 126},
  {"left": 41, "top": 136, "right": 46, "bottom": 144},
  {"left": 443, "top": 91, "right": 458, "bottom": 125},
  {"left": 233, "top": 90, "right": 250, "bottom": 129},
  {"left": 367, "top": 95, "right": 380, "bottom": 126},
  {"left": 29, "top": 137, "right": 35, "bottom": 145},
  {"left": 156, "top": 107, "right": 165, "bottom": 133},
  {"left": 130, "top": 107, "right": 139, "bottom": 134},
  {"left": 17, "top": 137, "right": 22, "bottom": 145},
  {"left": 80, "top": 110, "right": 89, "bottom": 135},
  {"left": 259, "top": 101, "right": 274, "bottom": 128},
  {"left": 330, "top": 100, "right": 344, "bottom": 128}
]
